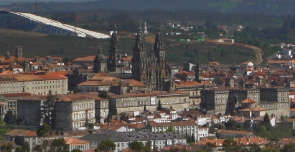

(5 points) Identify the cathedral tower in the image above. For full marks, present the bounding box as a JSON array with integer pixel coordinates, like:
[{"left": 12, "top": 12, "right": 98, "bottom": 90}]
[
  {"left": 15, "top": 46, "right": 23, "bottom": 59},
  {"left": 195, "top": 61, "right": 203, "bottom": 83},
  {"left": 153, "top": 28, "right": 167, "bottom": 90},
  {"left": 107, "top": 25, "right": 124, "bottom": 73},
  {"left": 93, "top": 46, "right": 107, "bottom": 73},
  {"left": 132, "top": 27, "right": 147, "bottom": 82}
]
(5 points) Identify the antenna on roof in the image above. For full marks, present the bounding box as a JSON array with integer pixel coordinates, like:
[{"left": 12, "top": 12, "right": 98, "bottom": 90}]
[{"left": 35, "top": 0, "right": 38, "bottom": 15}]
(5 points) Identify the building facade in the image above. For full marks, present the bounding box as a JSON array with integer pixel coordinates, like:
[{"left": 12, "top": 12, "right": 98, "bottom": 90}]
[
  {"left": 200, "top": 87, "right": 290, "bottom": 118},
  {"left": 54, "top": 95, "right": 96, "bottom": 130}
]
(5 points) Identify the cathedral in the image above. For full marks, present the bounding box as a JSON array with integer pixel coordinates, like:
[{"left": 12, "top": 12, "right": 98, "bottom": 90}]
[
  {"left": 93, "top": 25, "right": 175, "bottom": 91},
  {"left": 131, "top": 27, "right": 174, "bottom": 91}
]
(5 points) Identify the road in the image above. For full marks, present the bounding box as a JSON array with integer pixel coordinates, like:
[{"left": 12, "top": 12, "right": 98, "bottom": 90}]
[{"left": 205, "top": 39, "right": 264, "bottom": 65}]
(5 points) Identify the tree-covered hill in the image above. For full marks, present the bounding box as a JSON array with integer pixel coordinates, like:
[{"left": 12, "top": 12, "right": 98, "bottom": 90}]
[{"left": 0, "top": 29, "right": 255, "bottom": 65}]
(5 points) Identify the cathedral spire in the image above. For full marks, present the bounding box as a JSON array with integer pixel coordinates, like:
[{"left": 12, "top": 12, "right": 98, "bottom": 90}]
[{"left": 98, "top": 46, "right": 102, "bottom": 54}]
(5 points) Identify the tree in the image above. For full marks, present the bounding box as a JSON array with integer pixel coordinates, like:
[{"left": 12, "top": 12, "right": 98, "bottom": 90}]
[
  {"left": 143, "top": 141, "right": 151, "bottom": 152},
  {"left": 248, "top": 143, "right": 262, "bottom": 152},
  {"left": 157, "top": 100, "right": 163, "bottom": 111},
  {"left": 129, "top": 141, "right": 144, "bottom": 152},
  {"left": 264, "top": 113, "right": 270, "bottom": 123},
  {"left": 71, "top": 149, "right": 82, "bottom": 152},
  {"left": 282, "top": 142, "right": 295, "bottom": 152},
  {"left": 223, "top": 138, "right": 242, "bottom": 152},
  {"left": 42, "top": 140, "right": 49, "bottom": 151},
  {"left": 22, "top": 141, "right": 30, "bottom": 152},
  {"left": 33, "top": 145, "right": 43, "bottom": 152},
  {"left": 15, "top": 147, "right": 22, "bottom": 152},
  {"left": 42, "top": 90, "right": 55, "bottom": 125},
  {"left": 99, "top": 91, "right": 108, "bottom": 98},
  {"left": 166, "top": 126, "right": 174, "bottom": 133},
  {"left": 4, "top": 111, "right": 16, "bottom": 124},
  {"left": 0, "top": 117, "right": 5, "bottom": 126},
  {"left": 168, "top": 146, "right": 179, "bottom": 152},
  {"left": 143, "top": 104, "right": 147, "bottom": 112},
  {"left": 50, "top": 138, "right": 68, "bottom": 152},
  {"left": 37, "top": 122, "right": 52, "bottom": 137},
  {"left": 202, "top": 142, "right": 216, "bottom": 152},
  {"left": 0, "top": 142, "right": 13, "bottom": 152},
  {"left": 98, "top": 139, "right": 116, "bottom": 152}
]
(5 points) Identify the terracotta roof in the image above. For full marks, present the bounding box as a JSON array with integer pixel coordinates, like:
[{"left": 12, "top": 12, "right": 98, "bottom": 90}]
[
  {"left": 252, "top": 106, "right": 265, "bottom": 111},
  {"left": 0, "top": 93, "right": 32, "bottom": 98},
  {"left": 217, "top": 129, "right": 252, "bottom": 135},
  {"left": 65, "top": 138, "right": 89, "bottom": 145},
  {"left": 122, "top": 56, "right": 132, "bottom": 62},
  {"left": 73, "top": 56, "right": 96, "bottom": 62},
  {"left": 149, "top": 121, "right": 197, "bottom": 127},
  {"left": 5, "top": 129, "right": 37, "bottom": 137},
  {"left": 241, "top": 99, "right": 256, "bottom": 104}
]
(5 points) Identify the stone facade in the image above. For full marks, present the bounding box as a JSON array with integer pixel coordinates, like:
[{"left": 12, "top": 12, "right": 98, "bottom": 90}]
[
  {"left": 107, "top": 26, "right": 124, "bottom": 73},
  {"left": 93, "top": 46, "right": 107, "bottom": 73},
  {"left": 95, "top": 98, "right": 109, "bottom": 123},
  {"left": 200, "top": 87, "right": 290, "bottom": 118},
  {"left": 0, "top": 73, "right": 68, "bottom": 95},
  {"left": 80, "top": 131, "right": 187, "bottom": 152},
  {"left": 54, "top": 96, "right": 96, "bottom": 131},
  {"left": 131, "top": 28, "right": 174, "bottom": 91},
  {"left": 108, "top": 91, "right": 189, "bottom": 114},
  {"left": 17, "top": 96, "right": 46, "bottom": 126}
]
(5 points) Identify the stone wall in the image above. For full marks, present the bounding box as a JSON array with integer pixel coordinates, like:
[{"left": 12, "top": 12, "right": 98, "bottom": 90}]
[
  {"left": 17, "top": 99, "right": 42, "bottom": 126},
  {"left": 54, "top": 101, "right": 72, "bottom": 130}
]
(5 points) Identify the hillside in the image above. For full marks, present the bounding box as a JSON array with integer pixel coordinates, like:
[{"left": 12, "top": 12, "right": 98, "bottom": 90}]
[
  {"left": 0, "top": 29, "right": 255, "bottom": 64},
  {"left": 2, "top": 0, "right": 295, "bottom": 15}
]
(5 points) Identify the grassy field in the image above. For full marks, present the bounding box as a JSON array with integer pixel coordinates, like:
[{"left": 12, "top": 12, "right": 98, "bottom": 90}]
[{"left": 0, "top": 29, "right": 255, "bottom": 64}]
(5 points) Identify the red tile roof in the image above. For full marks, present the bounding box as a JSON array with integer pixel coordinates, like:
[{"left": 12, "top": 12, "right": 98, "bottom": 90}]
[{"left": 5, "top": 129, "right": 37, "bottom": 137}]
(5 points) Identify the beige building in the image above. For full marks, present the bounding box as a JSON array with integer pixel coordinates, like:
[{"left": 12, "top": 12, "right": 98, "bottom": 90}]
[
  {"left": 108, "top": 90, "right": 189, "bottom": 114},
  {"left": 0, "top": 72, "right": 68, "bottom": 95},
  {"left": 5, "top": 129, "right": 42, "bottom": 152},
  {"left": 200, "top": 87, "right": 289, "bottom": 118},
  {"left": 54, "top": 94, "right": 96, "bottom": 130},
  {"left": 65, "top": 138, "right": 90, "bottom": 152},
  {"left": 148, "top": 121, "right": 198, "bottom": 141}
]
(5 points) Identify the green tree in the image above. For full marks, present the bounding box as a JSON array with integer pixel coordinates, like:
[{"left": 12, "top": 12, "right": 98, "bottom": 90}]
[
  {"left": 99, "top": 91, "right": 108, "bottom": 98},
  {"left": 15, "top": 147, "right": 22, "bottom": 152},
  {"left": 143, "top": 104, "right": 147, "bottom": 112},
  {"left": 143, "top": 141, "right": 151, "bottom": 152},
  {"left": 0, "top": 117, "right": 5, "bottom": 126},
  {"left": 282, "top": 142, "right": 295, "bottom": 152},
  {"left": 42, "top": 90, "right": 55, "bottom": 125},
  {"left": 223, "top": 138, "right": 242, "bottom": 152},
  {"left": 166, "top": 126, "right": 174, "bottom": 133},
  {"left": 50, "top": 138, "right": 68, "bottom": 152},
  {"left": 129, "top": 141, "right": 144, "bottom": 152},
  {"left": 248, "top": 143, "right": 262, "bottom": 152},
  {"left": 264, "top": 113, "right": 270, "bottom": 123},
  {"left": 71, "top": 149, "right": 82, "bottom": 152},
  {"left": 4, "top": 111, "right": 16, "bottom": 125},
  {"left": 22, "top": 141, "right": 30, "bottom": 152},
  {"left": 98, "top": 139, "right": 116, "bottom": 152},
  {"left": 37, "top": 122, "right": 52, "bottom": 137},
  {"left": 33, "top": 145, "right": 43, "bottom": 152},
  {"left": 169, "top": 146, "right": 179, "bottom": 152},
  {"left": 202, "top": 142, "right": 216, "bottom": 152},
  {"left": 42, "top": 140, "right": 49, "bottom": 151},
  {"left": 0, "top": 142, "right": 13, "bottom": 152},
  {"left": 157, "top": 100, "right": 163, "bottom": 111}
]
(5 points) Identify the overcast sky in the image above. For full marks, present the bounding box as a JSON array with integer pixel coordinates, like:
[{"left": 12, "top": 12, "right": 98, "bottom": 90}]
[{"left": 0, "top": 0, "right": 98, "bottom": 5}]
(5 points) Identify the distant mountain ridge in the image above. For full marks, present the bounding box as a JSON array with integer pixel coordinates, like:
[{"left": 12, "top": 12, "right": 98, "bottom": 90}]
[{"left": 1, "top": 0, "right": 295, "bottom": 15}]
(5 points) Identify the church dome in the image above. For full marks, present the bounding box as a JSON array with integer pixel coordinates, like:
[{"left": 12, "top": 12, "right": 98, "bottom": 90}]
[{"left": 95, "top": 46, "right": 106, "bottom": 62}]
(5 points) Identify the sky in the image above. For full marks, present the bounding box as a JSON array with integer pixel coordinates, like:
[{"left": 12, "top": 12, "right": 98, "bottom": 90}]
[{"left": 0, "top": 0, "right": 97, "bottom": 5}]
